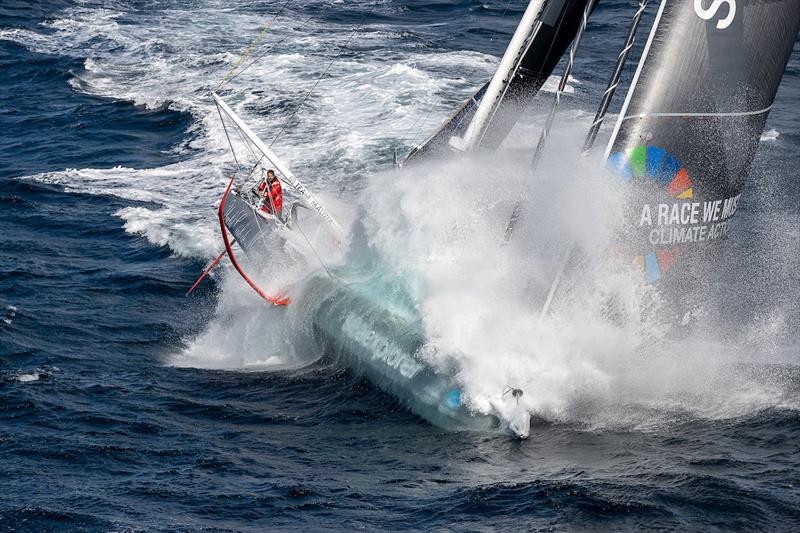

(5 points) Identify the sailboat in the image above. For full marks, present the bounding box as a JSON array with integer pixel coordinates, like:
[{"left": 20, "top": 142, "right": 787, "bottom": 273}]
[
  {"left": 607, "top": 0, "right": 800, "bottom": 293},
  {"left": 194, "top": 0, "right": 597, "bottom": 438},
  {"left": 193, "top": 0, "right": 800, "bottom": 438}
]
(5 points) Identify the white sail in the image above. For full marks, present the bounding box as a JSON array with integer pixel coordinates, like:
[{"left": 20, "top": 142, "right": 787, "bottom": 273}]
[
  {"left": 448, "top": 0, "right": 548, "bottom": 152},
  {"left": 211, "top": 92, "right": 345, "bottom": 238}
]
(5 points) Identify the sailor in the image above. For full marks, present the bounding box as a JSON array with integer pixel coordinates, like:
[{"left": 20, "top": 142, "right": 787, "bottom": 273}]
[{"left": 256, "top": 169, "right": 283, "bottom": 218}]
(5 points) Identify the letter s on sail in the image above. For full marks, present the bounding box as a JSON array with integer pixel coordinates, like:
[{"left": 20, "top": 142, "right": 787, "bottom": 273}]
[{"left": 694, "top": 0, "right": 736, "bottom": 30}]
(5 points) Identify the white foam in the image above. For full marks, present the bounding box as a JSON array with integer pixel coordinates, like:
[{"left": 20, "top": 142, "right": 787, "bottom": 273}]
[
  {"left": 173, "top": 273, "right": 310, "bottom": 370},
  {"left": 2, "top": 305, "right": 16, "bottom": 326},
  {"left": 17, "top": 372, "right": 40, "bottom": 383},
  {"left": 761, "top": 128, "right": 780, "bottom": 141},
  {"left": 540, "top": 74, "right": 580, "bottom": 94}
]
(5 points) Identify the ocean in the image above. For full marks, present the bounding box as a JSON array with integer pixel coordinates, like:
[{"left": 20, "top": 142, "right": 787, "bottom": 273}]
[{"left": 1, "top": 1, "right": 799, "bottom": 531}]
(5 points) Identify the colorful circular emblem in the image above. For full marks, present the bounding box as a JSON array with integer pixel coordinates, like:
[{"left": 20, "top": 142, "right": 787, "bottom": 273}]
[{"left": 608, "top": 145, "right": 694, "bottom": 283}]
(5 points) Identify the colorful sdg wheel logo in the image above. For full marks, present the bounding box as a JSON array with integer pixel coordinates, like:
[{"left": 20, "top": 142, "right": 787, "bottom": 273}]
[{"left": 607, "top": 145, "right": 694, "bottom": 283}]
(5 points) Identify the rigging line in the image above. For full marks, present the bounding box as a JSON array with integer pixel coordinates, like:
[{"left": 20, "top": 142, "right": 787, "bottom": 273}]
[
  {"left": 499, "top": 0, "right": 515, "bottom": 19},
  {"left": 582, "top": 0, "right": 648, "bottom": 155},
  {"left": 603, "top": 0, "right": 667, "bottom": 159},
  {"left": 398, "top": 91, "right": 433, "bottom": 148},
  {"left": 217, "top": 102, "right": 268, "bottom": 197},
  {"left": 409, "top": 107, "right": 441, "bottom": 150},
  {"left": 268, "top": 4, "right": 377, "bottom": 150},
  {"left": 537, "top": 245, "right": 573, "bottom": 323},
  {"left": 224, "top": 17, "right": 315, "bottom": 88},
  {"left": 216, "top": 101, "right": 283, "bottom": 189},
  {"left": 621, "top": 105, "right": 774, "bottom": 120},
  {"left": 404, "top": 113, "right": 425, "bottom": 146},
  {"left": 232, "top": 119, "right": 262, "bottom": 168},
  {"left": 295, "top": 216, "right": 340, "bottom": 282},
  {"left": 216, "top": 0, "right": 293, "bottom": 92},
  {"left": 503, "top": 0, "right": 594, "bottom": 242},
  {"left": 237, "top": 142, "right": 270, "bottom": 189},
  {"left": 216, "top": 100, "right": 244, "bottom": 177},
  {"left": 531, "top": 0, "right": 592, "bottom": 167}
]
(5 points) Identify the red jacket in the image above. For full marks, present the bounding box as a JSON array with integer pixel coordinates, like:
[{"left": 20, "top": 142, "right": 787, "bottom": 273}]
[{"left": 258, "top": 178, "right": 283, "bottom": 216}]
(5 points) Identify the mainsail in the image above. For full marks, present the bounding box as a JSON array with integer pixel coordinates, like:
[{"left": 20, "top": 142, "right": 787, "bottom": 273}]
[
  {"left": 404, "top": 0, "right": 597, "bottom": 164},
  {"left": 605, "top": 0, "right": 800, "bottom": 301}
]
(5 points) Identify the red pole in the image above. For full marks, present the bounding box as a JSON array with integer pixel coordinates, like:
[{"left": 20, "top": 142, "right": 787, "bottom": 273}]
[{"left": 186, "top": 239, "right": 235, "bottom": 296}]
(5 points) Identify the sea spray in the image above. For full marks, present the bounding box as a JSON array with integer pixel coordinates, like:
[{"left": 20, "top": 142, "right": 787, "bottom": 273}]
[
  {"left": 292, "top": 272, "right": 499, "bottom": 432},
  {"left": 356, "top": 124, "right": 652, "bottom": 419},
  {"left": 173, "top": 109, "right": 800, "bottom": 432}
]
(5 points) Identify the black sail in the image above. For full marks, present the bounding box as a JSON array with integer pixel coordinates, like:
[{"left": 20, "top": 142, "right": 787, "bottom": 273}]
[
  {"left": 404, "top": 0, "right": 597, "bottom": 164},
  {"left": 605, "top": 0, "right": 800, "bottom": 303}
]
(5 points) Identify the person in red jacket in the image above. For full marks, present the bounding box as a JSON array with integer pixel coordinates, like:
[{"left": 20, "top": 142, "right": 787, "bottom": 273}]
[{"left": 256, "top": 169, "right": 283, "bottom": 218}]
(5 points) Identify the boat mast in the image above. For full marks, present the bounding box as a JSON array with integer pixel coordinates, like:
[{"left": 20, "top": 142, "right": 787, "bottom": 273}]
[
  {"left": 212, "top": 92, "right": 344, "bottom": 238},
  {"left": 448, "top": 0, "right": 548, "bottom": 152}
]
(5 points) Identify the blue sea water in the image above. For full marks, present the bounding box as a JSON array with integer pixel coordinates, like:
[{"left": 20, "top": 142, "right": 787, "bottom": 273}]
[{"left": 1, "top": 1, "right": 800, "bottom": 531}]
